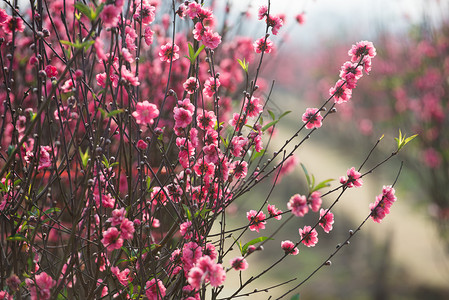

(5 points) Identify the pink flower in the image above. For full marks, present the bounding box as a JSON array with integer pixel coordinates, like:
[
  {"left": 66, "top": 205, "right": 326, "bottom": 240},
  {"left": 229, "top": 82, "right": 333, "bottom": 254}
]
[
  {"left": 132, "top": 100, "right": 159, "bottom": 126},
  {"left": 302, "top": 108, "right": 323, "bottom": 129},
  {"left": 3, "top": 16, "right": 25, "bottom": 34},
  {"left": 230, "top": 257, "right": 248, "bottom": 271},
  {"left": 111, "top": 266, "right": 132, "bottom": 286},
  {"left": 339, "top": 167, "right": 363, "bottom": 188},
  {"left": 329, "top": 80, "right": 352, "bottom": 104},
  {"left": 288, "top": 194, "right": 309, "bottom": 217},
  {"left": 244, "top": 97, "right": 264, "bottom": 117},
  {"left": 422, "top": 148, "right": 442, "bottom": 168},
  {"left": 319, "top": 208, "right": 334, "bottom": 233},
  {"left": 258, "top": 5, "right": 268, "bottom": 20},
  {"left": 281, "top": 240, "right": 299, "bottom": 255},
  {"left": 183, "top": 77, "right": 200, "bottom": 94},
  {"left": 180, "top": 221, "right": 193, "bottom": 239},
  {"left": 120, "top": 218, "right": 135, "bottom": 240},
  {"left": 134, "top": 3, "right": 155, "bottom": 25},
  {"left": 101, "top": 227, "right": 123, "bottom": 251},
  {"left": 196, "top": 110, "right": 216, "bottom": 130},
  {"left": 25, "top": 272, "right": 56, "bottom": 300},
  {"left": 185, "top": 2, "right": 202, "bottom": 19},
  {"left": 202, "top": 29, "right": 222, "bottom": 49},
  {"left": 137, "top": 139, "right": 148, "bottom": 150},
  {"left": 121, "top": 48, "right": 134, "bottom": 63},
  {"left": 253, "top": 37, "right": 274, "bottom": 54},
  {"left": 266, "top": 15, "right": 283, "bottom": 35},
  {"left": 188, "top": 256, "right": 226, "bottom": 289},
  {"left": 203, "top": 77, "right": 220, "bottom": 98},
  {"left": 348, "top": 40, "right": 377, "bottom": 63},
  {"left": 44, "top": 65, "right": 58, "bottom": 78},
  {"left": 108, "top": 208, "right": 126, "bottom": 226},
  {"left": 145, "top": 278, "right": 166, "bottom": 300},
  {"left": 187, "top": 267, "right": 204, "bottom": 290},
  {"left": 144, "top": 26, "right": 154, "bottom": 46},
  {"left": 267, "top": 204, "right": 282, "bottom": 220},
  {"left": 193, "top": 158, "right": 215, "bottom": 178},
  {"left": 230, "top": 161, "right": 248, "bottom": 179},
  {"left": 182, "top": 242, "right": 203, "bottom": 270},
  {"left": 308, "top": 191, "right": 322, "bottom": 212},
  {"left": 298, "top": 225, "right": 318, "bottom": 247},
  {"left": 229, "top": 113, "right": 247, "bottom": 130},
  {"left": 101, "top": 4, "right": 121, "bottom": 28},
  {"left": 369, "top": 185, "right": 397, "bottom": 223},
  {"left": 174, "top": 107, "right": 193, "bottom": 128},
  {"left": 159, "top": 42, "right": 180, "bottom": 62},
  {"left": 295, "top": 13, "right": 306, "bottom": 25},
  {"left": 230, "top": 136, "right": 248, "bottom": 157},
  {"left": 120, "top": 65, "right": 140, "bottom": 86},
  {"left": 203, "top": 243, "right": 218, "bottom": 260},
  {"left": 246, "top": 210, "right": 266, "bottom": 232}
]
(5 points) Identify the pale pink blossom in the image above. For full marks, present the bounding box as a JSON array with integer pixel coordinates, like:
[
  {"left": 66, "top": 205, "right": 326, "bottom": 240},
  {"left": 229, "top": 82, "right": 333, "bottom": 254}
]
[
  {"left": 246, "top": 210, "right": 266, "bottom": 232},
  {"left": 159, "top": 42, "right": 180, "bottom": 62},
  {"left": 145, "top": 278, "right": 166, "bottom": 300},
  {"left": 132, "top": 100, "right": 159, "bottom": 125},
  {"left": 25, "top": 272, "right": 56, "bottom": 300},
  {"left": 183, "top": 77, "right": 200, "bottom": 94},
  {"left": 267, "top": 204, "right": 282, "bottom": 220},
  {"left": 253, "top": 37, "right": 274, "bottom": 54},
  {"left": 308, "top": 191, "right": 322, "bottom": 212},
  {"left": 281, "top": 240, "right": 299, "bottom": 255},
  {"left": 288, "top": 194, "right": 309, "bottom": 217},
  {"left": 339, "top": 167, "right": 363, "bottom": 188},
  {"left": 319, "top": 208, "right": 334, "bottom": 233},
  {"left": 101, "top": 227, "right": 123, "bottom": 251},
  {"left": 302, "top": 108, "right": 323, "bottom": 129},
  {"left": 298, "top": 225, "right": 318, "bottom": 247},
  {"left": 230, "top": 257, "right": 248, "bottom": 271},
  {"left": 120, "top": 218, "right": 135, "bottom": 240}
]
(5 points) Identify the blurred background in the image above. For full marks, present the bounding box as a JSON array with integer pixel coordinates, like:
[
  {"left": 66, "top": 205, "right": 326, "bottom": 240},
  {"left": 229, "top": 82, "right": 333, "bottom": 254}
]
[{"left": 222, "top": 0, "right": 449, "bottom": 299}]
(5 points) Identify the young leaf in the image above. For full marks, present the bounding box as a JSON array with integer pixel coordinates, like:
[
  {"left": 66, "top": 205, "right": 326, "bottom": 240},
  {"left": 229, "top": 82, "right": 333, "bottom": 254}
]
[
  {"left": 242, "top": 236, "right": 272, "bottom": 255},
  {"left": 251, "top": 149, "right": 265, "bottom": 161},
  {"left": 7, "top": 234, "right": 28, "bottom": 242},
  {"left": 268, "top": 110, "right": 276, "bottom": 121},
  {"left": 311, "top": 179, "right": 333, "bottom": 193},
  {"left": 182, "top": 204, "right": 192, "bottom": 221},
  {"left": 79, "top": 148, "right": 89, "bottom": 168},
  {"left": 300, "top": 163, "right": 311, "bottom": 188}
]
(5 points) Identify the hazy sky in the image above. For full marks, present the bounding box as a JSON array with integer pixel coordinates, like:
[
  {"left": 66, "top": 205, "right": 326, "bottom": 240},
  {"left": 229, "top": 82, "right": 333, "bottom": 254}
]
[{"left": 230, "top": 0, "right": 448, "bottom": 48}]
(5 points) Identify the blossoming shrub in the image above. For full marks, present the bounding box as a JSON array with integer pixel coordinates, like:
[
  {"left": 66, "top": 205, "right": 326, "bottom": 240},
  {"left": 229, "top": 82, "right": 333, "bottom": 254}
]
[
  {"left": 0, "top": 0, "right": 409, "bottom": 299},
  {"left": 305, "top": 13, "right": 449, "bottom": 247}
]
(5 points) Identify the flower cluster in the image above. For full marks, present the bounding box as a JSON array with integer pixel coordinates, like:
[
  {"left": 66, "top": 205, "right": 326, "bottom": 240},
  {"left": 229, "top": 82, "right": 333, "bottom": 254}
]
[{"left": 369, "top": 186, "right": 397, "bottom": 223}]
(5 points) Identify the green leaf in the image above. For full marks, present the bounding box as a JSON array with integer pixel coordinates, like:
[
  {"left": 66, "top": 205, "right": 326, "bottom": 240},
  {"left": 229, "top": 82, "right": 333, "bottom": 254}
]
[
  {"left": 182, "top": 204, "right": 192, "bottom": 221},
  {"left": 268, "top": 110, "right": 276, "bottom": 121},
  {"left": 146, "top": 176, "right": 152, "bottom": 191},
  {"left": 279, "top": 110, "right": 292, "bottom": 119},
  {"left": 7, "top": 145, "right": 15, "bottom": 157},
  {"left": 242, "top": 236, "right": 272, "bottom": 255},
  {"left": 234, "top": 238, "right": 244, "bottom": 256},
  {"left": 291, "top": 294, "right": 300, "bottom": 300},
  {"left": 74, "top": 3, "right": 92, "bottom": 19},
  {"left": 237, "top": 58, "right": 249, "bottom": 73},
  {"left": 300, "top": 163, "right": 311, "bottom": 188},
  {"left": 395, "top": 129, "right": 418, "bottom": 152},
  {"left": 79, "top": 148, "right": 89, "bottom": 168},
  {"left": 311, "top": 179, "right": 333, "bottom": 193},
  {"left": 107, "top": 109, "right": 124, "bottom": 118},
  {"left": 7, "top": 234, "right": 28, "bottom": 242},
  {"left": 251, "top": 149, "right": 265, "bottom": 161},
  {"left": 193, "top": 45, "right": 205, "bottom": 60},
  {"left": 43, "top": 207, "right": 61, "bottom": 215},
  {"left": 262, "top": 120, "right": 279, "bottom": 132}
]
